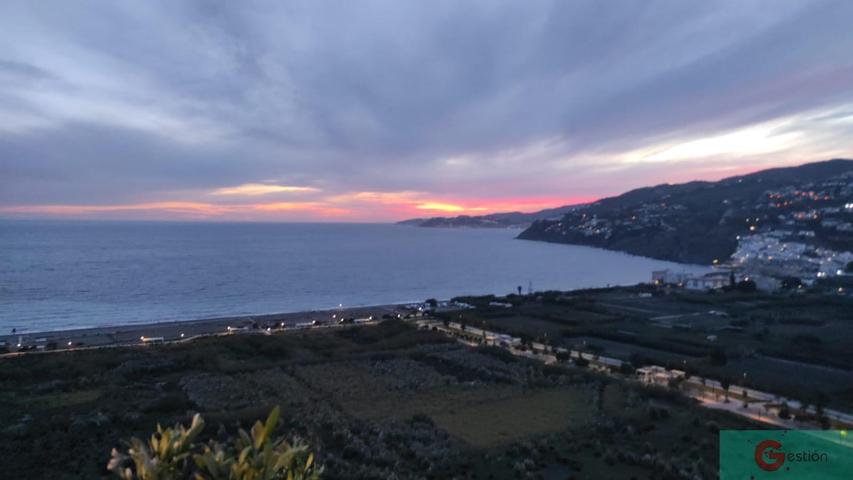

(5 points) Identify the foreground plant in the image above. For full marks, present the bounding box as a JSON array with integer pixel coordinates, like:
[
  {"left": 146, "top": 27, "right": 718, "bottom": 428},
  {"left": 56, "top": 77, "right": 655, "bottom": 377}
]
[{"left": 108, "top": 407, "right": 319, "bottom": 480}]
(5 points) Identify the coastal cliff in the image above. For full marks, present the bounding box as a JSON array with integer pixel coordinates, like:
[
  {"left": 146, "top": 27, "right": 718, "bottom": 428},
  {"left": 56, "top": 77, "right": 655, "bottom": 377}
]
[
  {"left": 518, "top": 159, "right": 853, "bottom": 264},
  {"left": 401, "top": 159, "right": 853, "bottom": 265}
]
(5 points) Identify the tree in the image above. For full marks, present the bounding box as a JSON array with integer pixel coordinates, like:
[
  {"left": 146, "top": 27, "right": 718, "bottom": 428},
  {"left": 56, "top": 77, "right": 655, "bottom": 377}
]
[
  {"left": 108, "top": 407, "right": 318, "bottom": 480},
  {"left": 720, "top": 378, "right": 731, "bottom": 402},
  {"left": 814, "top": 390, "right": 829, "bottom": 426},
  {"left": 709, "top": 348, "right": 728, "bottom": 366},
  {"left": 425, "top": 298, "right": 438, "bottom": 308},
  {"left": 735, "top": 280, "right": 757, "bottom": 293}
]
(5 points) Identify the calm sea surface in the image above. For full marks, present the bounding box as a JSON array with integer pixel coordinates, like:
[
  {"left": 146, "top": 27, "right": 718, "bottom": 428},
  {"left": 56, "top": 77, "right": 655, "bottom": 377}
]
[{"left": 0, "top": 220, "right": 707, "bottom": 333}]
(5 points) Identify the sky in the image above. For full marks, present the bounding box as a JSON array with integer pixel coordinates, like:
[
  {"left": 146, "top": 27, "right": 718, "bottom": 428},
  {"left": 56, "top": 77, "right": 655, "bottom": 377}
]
[{"left": 1, "top": 0, "right": 853, "bottom": 222}]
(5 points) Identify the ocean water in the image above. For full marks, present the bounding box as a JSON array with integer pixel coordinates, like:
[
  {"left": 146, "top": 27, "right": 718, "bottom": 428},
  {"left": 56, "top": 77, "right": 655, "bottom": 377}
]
[{"left": 0, "top": 220, "right": 707, "bottom": 333}]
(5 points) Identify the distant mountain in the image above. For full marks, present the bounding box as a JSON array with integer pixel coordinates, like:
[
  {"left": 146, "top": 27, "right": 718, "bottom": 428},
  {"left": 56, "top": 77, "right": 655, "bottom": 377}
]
[
  {"left": 398, "top": 205, "right": 583, "bottom": 228},
  {"left": 518, "top": 159, "right": 853, "bottom": 265}
]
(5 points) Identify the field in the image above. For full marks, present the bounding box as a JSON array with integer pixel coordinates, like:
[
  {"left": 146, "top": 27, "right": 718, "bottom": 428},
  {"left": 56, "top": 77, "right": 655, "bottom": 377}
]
[
  {"left": 449, "top": 288, "right": 853, "bottom": 410},
  {"left": 0, "top": 318, "right": 754, "bottom": 479}
]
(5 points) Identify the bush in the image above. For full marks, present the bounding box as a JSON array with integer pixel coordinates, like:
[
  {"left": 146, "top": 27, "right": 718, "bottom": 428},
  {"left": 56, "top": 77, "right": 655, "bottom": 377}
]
[
  {"left": 791, "top": 334, "right": 822, "bottom": 346},
  {"left": 709, "top": 348, "right": 728, "bottom": 366},
  {"left": 108, "top": 407, "right": 318, "bottom": 480}
]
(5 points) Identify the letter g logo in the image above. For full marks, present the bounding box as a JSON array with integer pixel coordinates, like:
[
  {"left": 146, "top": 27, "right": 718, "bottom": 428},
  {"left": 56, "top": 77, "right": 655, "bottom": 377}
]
[{"left": 755, "top": 439, "right": 785, "bottom": 472}]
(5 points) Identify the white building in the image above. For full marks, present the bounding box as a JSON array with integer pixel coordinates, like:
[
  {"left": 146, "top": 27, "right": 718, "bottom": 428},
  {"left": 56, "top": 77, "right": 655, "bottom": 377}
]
[{"left": 685, "top": 272, "right": 731, "bottom": 290}]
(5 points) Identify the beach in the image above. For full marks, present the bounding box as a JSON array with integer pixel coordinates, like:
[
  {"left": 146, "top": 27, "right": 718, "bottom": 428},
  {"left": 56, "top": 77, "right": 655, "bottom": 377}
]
[{"left": 0, "top": 304, "right": 400, "bottom": 353}]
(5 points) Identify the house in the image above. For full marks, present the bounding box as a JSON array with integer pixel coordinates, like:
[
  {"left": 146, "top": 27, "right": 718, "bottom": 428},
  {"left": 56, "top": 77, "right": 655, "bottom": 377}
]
[
  {"left": 636, "top": 365, "right": 685, "bottom": 386},
  {"left": 652, "top": 269, "right": 689, "bottom": 286},
  {"left": 748, "top": 275, "right": 782, "bottom": 292},
  {"left": 685, "top": 272, "right": 731, "bottom": 290}
]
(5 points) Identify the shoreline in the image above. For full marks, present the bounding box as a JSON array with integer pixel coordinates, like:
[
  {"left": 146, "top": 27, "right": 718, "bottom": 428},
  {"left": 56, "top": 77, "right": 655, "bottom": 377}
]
[
  {"left": 2, "top": 298, "right": 431, "bottom": 336},
  {"left": 0, "top": 302, "right": 410, "bottom": 351}
]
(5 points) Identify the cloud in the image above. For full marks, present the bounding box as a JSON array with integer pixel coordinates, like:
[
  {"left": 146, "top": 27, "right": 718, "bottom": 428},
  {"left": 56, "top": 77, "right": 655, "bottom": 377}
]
[
  {"left": 1, "top": 0, "right": 853, "bottom": 221},
  {"left": 211, "top": 183, "right": 319, "bottom": 196},
  {"left": 415, "top": 202, "right": 474, "bottom": 213}
]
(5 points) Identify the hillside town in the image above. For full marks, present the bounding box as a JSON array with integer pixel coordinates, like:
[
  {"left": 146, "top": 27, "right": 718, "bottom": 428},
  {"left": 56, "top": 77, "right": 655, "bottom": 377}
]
[{"left": 519, "top": 163, "right": 853, "bottom": 289}]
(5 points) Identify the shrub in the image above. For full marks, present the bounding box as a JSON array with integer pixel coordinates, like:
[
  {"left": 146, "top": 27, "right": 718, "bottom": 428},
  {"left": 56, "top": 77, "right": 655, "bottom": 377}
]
[
  {"left": 107, "top": 407, "right": 318, "bottom": 480},
  {"left": 709, "top": 348, "right": 728, "bottom": 366},
  {"left": 619, "top": 363, "right": 636, "bottom": 375}
]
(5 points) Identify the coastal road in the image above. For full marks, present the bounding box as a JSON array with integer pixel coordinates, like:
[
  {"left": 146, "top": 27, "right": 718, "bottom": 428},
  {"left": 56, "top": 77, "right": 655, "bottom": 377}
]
[{"left": 1, "top": 304, "right": 400, "bottom": 355}]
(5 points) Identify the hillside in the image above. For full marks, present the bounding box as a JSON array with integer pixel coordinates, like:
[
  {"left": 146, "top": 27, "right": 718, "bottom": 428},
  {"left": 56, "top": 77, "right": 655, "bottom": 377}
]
[
  {"left": 518, "top": 159, "right": 853, "bottom": 265},
  {"left": 398, "top": 205, "right": 582, "bottom": 228}
]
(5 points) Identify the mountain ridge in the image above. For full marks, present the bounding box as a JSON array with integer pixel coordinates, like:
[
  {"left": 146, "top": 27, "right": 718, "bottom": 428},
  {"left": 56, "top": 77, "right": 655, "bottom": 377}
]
[
  {"left": 519, "top": 159, "right": 853, "bottom": 264},
  {"left": 400, "top": 159, "right": 853, "bottom": 265}
]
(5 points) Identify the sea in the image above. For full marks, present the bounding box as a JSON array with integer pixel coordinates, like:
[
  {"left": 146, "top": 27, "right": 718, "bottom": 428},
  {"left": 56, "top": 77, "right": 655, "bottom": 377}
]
[{"left": 0, "top": 220, "right": 708, "bottom": 333}]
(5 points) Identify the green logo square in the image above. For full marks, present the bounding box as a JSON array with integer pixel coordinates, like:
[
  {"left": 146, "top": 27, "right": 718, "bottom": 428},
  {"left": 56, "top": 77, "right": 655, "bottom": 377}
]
[{"left": 720, "top": 430, "right": 853, "bottom": 479}]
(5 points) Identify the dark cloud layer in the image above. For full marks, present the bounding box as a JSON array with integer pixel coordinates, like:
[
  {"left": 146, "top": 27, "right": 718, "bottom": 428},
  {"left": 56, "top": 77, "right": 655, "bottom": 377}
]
[{"left": 1, "top": 0, "right": 852, "bottom": 219}]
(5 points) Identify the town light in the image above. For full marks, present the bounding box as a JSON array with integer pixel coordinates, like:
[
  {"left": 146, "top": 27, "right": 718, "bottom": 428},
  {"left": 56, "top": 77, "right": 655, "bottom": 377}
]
[{"left": 180, "top": 333, "right": 185, "bottom": 338}]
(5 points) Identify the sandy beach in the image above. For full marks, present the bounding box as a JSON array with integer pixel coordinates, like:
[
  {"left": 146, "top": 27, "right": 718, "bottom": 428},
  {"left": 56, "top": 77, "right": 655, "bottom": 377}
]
[{"left": 0, "top": 304, "right": 402, "bottom": 353}]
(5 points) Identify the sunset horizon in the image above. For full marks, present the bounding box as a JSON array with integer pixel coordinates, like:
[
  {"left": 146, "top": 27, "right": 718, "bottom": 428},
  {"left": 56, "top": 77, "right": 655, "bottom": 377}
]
[
  {"left": 3, "top": 2, "right": 853, "bottom": 223},
  {"left": 0, "top": 159, "right": 843, "bottom": 222}
]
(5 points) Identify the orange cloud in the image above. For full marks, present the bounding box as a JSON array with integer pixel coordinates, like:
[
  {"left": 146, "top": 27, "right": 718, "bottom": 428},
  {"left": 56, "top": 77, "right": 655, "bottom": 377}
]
[
  {"left": 211, "top": 183, "right": 319, "bottom": 196},
  {"left": 0, "top": 201, "right": 347, "bottom": 220},
  {"left": 327, "top": 191, "right": 423, "bottom": 204},
  {"left": 415, "top": 202, "right": 486, "bottom": 213},
  {"left": 0, "top": 194, "right": 595, "bottom": 222}
]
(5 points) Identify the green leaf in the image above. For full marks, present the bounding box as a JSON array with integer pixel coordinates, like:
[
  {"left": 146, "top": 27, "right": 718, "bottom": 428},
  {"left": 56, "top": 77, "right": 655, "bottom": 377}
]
[
  {"left": 239, "top": 445, "right": 251, "bottom": 465},
  {"left": 251, "top": 420, "right": 264, "bottom": 450},
  {"left": 262, "top": 406, "right": 280, "bottom": 446}
]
